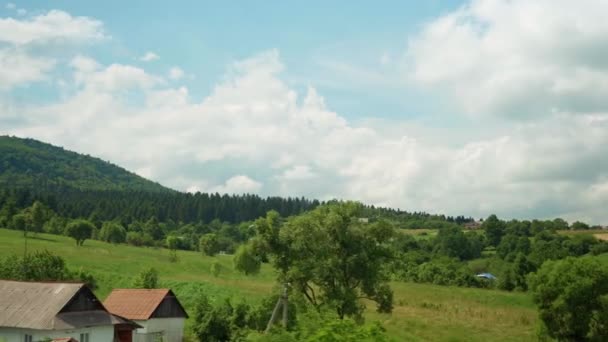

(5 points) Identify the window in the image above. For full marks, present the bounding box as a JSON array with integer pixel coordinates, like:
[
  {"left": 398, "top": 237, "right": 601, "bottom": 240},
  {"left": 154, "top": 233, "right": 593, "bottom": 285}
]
[
  {"left": 79, "top": 333, "right": 89, "bottom": 342},
  {"left": 24, "top": 335, "right": 32, "bottom": 342}
]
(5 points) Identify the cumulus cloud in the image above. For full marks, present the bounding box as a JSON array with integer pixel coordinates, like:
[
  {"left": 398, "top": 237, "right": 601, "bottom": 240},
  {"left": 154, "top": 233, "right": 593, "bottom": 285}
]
[
  {"left": 4, "top": 4, "right": 608, "bottom": 223},
  {"left": 210, "top": 175, "right": 263, "bottom": 194},
  {"left": 140, "top": 52, "right": 159, "bottom": 62},
  {"left": 0, "top": 10, "right": 105, "bottom": 45},
  {"left": 11, "top": 49, "right": 608, "bottom": 223},
  {"left": 168, "top": 67, "right": 184, "bottom": 80},
  {"left": 0, "top": 48, "right": 54, "bottom": 89},
  {"left": 408, "top": 0, "right": 608, "bottom": 118}
]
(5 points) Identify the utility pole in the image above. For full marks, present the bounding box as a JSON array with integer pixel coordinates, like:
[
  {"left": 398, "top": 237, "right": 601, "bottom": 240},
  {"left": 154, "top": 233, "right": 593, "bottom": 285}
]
[{"left": 265, "top": 283, "right": 289, "bottom": 333}]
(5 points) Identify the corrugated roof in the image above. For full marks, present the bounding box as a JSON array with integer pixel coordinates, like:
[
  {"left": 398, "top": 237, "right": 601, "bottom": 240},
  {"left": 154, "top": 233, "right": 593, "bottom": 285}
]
[
  {"left": 0, "top": 280, "right": 84, "bottom": 329},
  {"left": 103, "top": 289, "right": 171, "bottom": 320},
  {"left": 51, "top": 338, "right": 78, "bottom": 342}
]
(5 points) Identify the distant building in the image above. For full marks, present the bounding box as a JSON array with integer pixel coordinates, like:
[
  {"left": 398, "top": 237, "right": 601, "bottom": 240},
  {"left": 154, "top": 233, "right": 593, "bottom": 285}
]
[
  {"left": 104, "top": 289, "right": 188, "bottom": 342},
  {"left": 0, "top": 280, "right": 139, "bottom": 342},
  {"left": 358, "top": 218, "right": 369, "bottom": 223},
  {"left": 464, "top": 221, "right": 482, "bottom": 230}
]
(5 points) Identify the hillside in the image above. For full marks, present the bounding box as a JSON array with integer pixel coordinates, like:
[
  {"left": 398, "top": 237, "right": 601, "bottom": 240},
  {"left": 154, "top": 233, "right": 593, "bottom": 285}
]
[
  {"left": 0, "top": 136, "right": 171, "bottom": 192},
  {"left": 0, "top": 228, "right": 538, "bottom": 341}
]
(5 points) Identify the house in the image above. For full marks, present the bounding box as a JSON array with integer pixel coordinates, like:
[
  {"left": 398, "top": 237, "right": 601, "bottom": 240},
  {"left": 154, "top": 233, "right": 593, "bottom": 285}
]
[
  {"left": 0, "top": 280, "right": 139, "bottom": 342},
  {"left": 103, "top": 289, "right": 188, "bottom": 342}
]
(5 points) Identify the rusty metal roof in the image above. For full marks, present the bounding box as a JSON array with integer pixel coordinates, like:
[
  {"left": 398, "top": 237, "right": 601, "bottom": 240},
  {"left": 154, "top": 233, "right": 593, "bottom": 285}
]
[
  {"left": 103, "top": 289, "right": 171, "bottom": 320},
  {"left": 0, "top": 280, "right": 85, "bottom": 329}
]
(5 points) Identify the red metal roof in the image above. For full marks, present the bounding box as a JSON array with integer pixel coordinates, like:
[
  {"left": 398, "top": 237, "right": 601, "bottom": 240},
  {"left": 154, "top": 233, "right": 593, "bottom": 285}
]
[
  {"left": 52, "top": 338, "right": 78, "bottom": 342},
  {"left": 103, "top": 289, "right": 170, "bottom": 320}
]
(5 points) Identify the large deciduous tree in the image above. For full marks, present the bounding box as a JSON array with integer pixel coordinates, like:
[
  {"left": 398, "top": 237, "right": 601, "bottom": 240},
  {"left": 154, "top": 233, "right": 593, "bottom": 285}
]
[
  {"left": 254, "top": 202, "right": 395, "bottom": 320},
  {"left": 529, "top": 257, "right": 608, "bottom": 341}
]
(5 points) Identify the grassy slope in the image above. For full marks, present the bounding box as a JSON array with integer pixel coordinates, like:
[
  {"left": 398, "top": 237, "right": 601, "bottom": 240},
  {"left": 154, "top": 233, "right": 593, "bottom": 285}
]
[{"left": 0, "top": 229, "right": 538, "bottom": 341}]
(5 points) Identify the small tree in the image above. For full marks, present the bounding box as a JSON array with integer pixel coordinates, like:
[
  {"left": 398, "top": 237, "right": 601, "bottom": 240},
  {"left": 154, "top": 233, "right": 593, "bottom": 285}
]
[
  {"left": 233, "top": 244, "right": 261, "bottom": 275},
  {"left": 65, "top": 219, "right": 95, "bottom": 246},
  {"left": 166, "top": 235, "right": 180, "bottom": 262},
  {"left": 132, "top": 267, "right": 159, "bottom": 289},
  {"left": 29, "top": 201, "right": 46, "bottom": 234},
  {"left": 200, "top": 233, "right": 221, "bottom": 256},
  {"left": 211, "top": 261, "right": 222, "bottom": 277},
  {"left": 529, "top": 257, "right": 608, "bottom": 340},
  {"left": 99, "top": 221, "right": 127, "bottom": 244},
  {"left": 12, "top": 213, "right": 28, "bottom": 236}
]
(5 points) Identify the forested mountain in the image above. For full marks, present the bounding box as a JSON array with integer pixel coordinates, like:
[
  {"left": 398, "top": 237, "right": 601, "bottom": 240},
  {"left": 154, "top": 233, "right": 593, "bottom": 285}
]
[
  {"left": 0, "top": 136, "right": 170, "bottom": 192},
  {"left": 0, "top": 135, "right": 470, "bottom": 227}
]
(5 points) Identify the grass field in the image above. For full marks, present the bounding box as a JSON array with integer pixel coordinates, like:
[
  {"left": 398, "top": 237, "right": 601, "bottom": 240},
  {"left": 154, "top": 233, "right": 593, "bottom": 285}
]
[{"left": 0, "top": 228, "right": 539, "bottom": 341}]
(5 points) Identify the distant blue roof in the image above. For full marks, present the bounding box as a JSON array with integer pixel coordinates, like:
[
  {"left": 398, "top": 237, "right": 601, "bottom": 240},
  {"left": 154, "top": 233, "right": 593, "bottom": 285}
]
[{"left": 476, "top": 273, "right": 497, "bottom": 280}]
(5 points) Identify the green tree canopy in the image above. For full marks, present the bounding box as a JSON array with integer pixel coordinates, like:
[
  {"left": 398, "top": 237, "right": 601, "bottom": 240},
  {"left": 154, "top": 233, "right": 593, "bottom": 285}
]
[
  {"left": 482, "top": 214, "right": 505, "bottom": 247},
  {"left": 65, "top": 219, "right": 95, "bottom": 246},
  {"left": 253, "top": 202, "right": 395, "bottom": 320},
  {"left": 99, "top": 221, "right": 127, "bottom": 244},
  {"left": 233, "top": 243, "right": 261, "bottom": 275},
  {"left": 132, "top": 267, "right": 159, "bottom": 289},
  {"left": 200, "top": 233, "right": 221, "bottom": 256},
  {"left": 529, "top": 256, "right": 608, "bottom": 341}
]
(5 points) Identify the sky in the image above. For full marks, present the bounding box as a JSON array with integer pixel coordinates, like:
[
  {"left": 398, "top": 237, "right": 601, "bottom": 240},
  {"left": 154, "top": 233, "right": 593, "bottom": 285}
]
[{"left": 1, "top": 0, "right": 608, "bottom": 224}]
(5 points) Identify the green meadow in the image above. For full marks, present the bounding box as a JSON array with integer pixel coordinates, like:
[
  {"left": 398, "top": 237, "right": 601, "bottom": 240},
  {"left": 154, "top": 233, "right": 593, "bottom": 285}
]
[{"left": 0, "top": 228, "right": 538, "bottom": 341}]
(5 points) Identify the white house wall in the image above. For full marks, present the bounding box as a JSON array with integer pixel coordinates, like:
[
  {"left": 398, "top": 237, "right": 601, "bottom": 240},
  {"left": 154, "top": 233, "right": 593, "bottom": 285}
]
[
  {"left": 132, "top": 318, "right": 184, "bottom": 342},
  {"left": 0, "top": 326, "right": 114, "bottom": 342}
]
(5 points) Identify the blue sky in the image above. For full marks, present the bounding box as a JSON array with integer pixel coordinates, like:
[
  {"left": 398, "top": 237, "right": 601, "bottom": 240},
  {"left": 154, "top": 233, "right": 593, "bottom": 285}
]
[
  {"left": 2, "top": 0, "right": 608, "bottom": 223},
  {"left": 9, "top": 0, "right": 463, "bottom": 119}
]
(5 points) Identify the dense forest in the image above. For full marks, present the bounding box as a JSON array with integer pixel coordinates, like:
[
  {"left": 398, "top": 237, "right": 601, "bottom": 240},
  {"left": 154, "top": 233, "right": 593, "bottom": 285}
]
[{"left": 0, "top": 136, "right": 170, "bottom": 192}]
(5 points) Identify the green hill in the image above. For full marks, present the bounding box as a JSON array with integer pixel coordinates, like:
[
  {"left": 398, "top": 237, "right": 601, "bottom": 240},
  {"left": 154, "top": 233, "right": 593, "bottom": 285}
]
[{"left": 0, "top": 136, "right": 171, "bottom": 192}]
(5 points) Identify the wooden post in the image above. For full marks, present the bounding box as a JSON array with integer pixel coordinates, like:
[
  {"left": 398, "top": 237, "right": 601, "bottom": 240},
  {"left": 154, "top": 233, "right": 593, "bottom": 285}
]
[
  {"left": 265, "top": 296, "right": 283, "bottom": 333},
  {"left": 282, "top": 284, "right": 288, "bottom": 328},
  {"left": 265, "top": 283, "right": 289, "bottom": 333}
]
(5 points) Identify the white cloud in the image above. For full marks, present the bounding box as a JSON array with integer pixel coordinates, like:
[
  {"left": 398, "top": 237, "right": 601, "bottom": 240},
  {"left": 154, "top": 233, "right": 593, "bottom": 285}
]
[
  {"left": 140, "top": 52, "right": 159, "bottom": 62},
  {"left": 5, "top": 3, "right": 15, "bottom": 10},
  {"left": 168, "top": 67, "right": 184, "bottom": 80},
  {"left": 69, "top": 57, "right": 160, "bottom": 91},
  {"left": 0, "top": 10, "right": 105, "bottom": 45},
  {"left": 408, "top": 0, "right": 608, "bottom": 118},
  {"left": 5, "top": 3, "right": 608, "bottom": 224},
  {"left": 0, "top": 48, "right": 54, "bottom": 89},
  {"left": 210, "top": 175, "right": 263, "bottom": 194},
  {"left": 16, "top": 8, "right": 26, "bottom": 16},
  {"left": 12, "top": 49, "right": 608, "bottom": 223},
  {"left": 280, "top": 165, "right": 316, "bottom": 180}
]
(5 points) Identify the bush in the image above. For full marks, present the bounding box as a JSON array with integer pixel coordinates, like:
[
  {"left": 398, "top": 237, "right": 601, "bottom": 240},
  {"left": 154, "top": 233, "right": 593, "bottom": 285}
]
[
  {"left": 211, "top": 261, "right": 222, "bottom": 277},
  {"left": 99, "top": 221, "right": 127, "bottom": 244},
  {"left": 132, "top": 267, "right": 158, "bottom": 289},
  {"left": 126, "top": 231, "right": 155, "bottom": 247}
]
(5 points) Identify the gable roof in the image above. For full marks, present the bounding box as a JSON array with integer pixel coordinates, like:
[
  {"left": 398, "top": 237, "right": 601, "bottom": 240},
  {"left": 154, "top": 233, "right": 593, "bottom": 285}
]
[
  {"left": 0, "top": 280, "right": 133, "bottom": 330},
  {"left": 0, "top": 280, "right": 84, "bottom": 329},
  {"left": 103, "top": 289, "right": 187, "bottom": 320}
]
